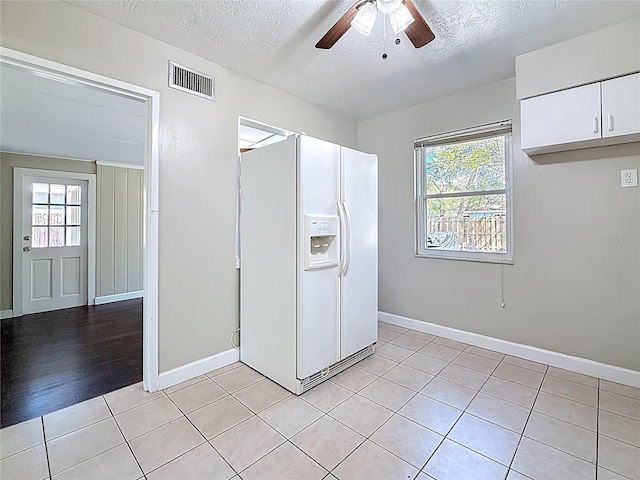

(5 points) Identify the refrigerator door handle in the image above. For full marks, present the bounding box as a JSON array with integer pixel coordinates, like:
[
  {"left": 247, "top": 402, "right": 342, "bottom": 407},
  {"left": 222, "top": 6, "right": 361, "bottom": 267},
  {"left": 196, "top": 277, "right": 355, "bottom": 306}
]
[
  {"left": 342, "top": 201, "right": 352, "bottom": 276},
  {"left": 336, "top": 201, "right": 346, "bottom": 276}
]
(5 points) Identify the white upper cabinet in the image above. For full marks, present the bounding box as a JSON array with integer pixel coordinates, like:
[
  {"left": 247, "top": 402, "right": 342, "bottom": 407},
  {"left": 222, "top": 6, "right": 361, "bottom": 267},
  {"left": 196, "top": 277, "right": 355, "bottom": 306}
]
[
  {"left": 520, "top": 72, "right": 640, "bottom": 155},
  {"left": 521, "top": 83, "right": 601, "bottom": 153},
  {"left": 602, "top": 73, "right": 640, "bottom": 138}
]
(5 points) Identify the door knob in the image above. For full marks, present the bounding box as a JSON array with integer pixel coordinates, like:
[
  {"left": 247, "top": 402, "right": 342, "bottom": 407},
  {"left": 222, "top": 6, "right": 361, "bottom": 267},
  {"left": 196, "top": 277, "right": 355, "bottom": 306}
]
[
  {"left": 23, "top": 247, "right": 30, "bottom": 252},
  {"left": 23, "top": 235, "right": 30, "bottom": 241}
]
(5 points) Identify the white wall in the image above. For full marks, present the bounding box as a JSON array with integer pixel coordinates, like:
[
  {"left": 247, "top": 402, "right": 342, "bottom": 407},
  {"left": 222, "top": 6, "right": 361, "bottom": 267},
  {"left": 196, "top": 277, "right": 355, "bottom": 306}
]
[
  {"left": 516, "top": 18, "right": 640, "bottom": 99},
  {"left": 358, "top": 77, "right": 640, "bottom": 371},
  {"left": 0, "top": 1, "right": 357, "bottom": 372}
]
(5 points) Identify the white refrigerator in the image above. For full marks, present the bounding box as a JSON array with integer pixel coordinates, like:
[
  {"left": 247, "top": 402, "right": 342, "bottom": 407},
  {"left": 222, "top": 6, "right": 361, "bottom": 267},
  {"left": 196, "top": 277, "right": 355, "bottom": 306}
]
[{"left": 240, "top": 134, "right": 378, "bottom": 394}]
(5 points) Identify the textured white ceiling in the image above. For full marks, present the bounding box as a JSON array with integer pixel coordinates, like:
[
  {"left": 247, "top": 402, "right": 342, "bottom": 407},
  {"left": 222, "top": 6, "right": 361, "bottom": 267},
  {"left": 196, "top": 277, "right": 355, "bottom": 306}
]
[
  {"left": 0, "top": 62, "right": 146, "bottom": 165},
  {"left": 67, "top": 0, "right": 639, "bottom": 121}
]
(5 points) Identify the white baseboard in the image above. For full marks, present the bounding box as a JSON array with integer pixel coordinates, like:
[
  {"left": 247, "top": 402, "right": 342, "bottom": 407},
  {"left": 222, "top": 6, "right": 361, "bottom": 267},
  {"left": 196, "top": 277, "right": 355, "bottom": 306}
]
[
  {"left": 157, "top": 348, "right": 240, "bottom": 391},
  {"left": 379, "top": 311, "right": 640, "bottom": 388},
  {"left": 94, "top": 290, "right": 143, "bottom": 305},
  {"left": 1, "top": 309, "right": 14, "bottom": 319}
]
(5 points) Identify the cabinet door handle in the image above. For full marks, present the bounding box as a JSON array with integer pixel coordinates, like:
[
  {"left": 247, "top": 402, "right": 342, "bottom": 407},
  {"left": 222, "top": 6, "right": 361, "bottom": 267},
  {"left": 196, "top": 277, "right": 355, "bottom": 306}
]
[
  {"left": 593, "top": 117, "right": 599, "bottom": 134},
  {"left": 608, "top": 115, "right": 614, "bottom": 132}
]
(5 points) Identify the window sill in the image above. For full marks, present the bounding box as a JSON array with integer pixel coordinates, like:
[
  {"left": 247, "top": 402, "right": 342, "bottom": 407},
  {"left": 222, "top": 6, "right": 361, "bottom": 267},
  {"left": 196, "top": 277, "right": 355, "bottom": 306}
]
[{"left": 416, "top": 250, "right": 513, "bottom": 265}]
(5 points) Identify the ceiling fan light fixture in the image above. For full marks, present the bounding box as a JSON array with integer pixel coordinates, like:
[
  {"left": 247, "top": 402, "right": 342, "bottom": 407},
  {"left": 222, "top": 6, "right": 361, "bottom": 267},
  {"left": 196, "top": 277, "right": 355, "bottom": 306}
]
[
  {"left": 351, "top": 1, "right": 378, "bottom": 36},
  {"left": 376, "top": 0, "right": 403, "bottom": 14},
  {"left": 389, "top": 3, "right": 415, "bottom": 34}
]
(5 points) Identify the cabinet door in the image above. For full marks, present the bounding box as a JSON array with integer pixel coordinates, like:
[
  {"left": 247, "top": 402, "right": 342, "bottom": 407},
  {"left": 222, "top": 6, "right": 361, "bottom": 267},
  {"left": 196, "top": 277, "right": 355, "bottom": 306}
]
[
  {"left": 521, "top": 83, "right": 601, "bottom": 152},
  {"left": 602, "top": 73, "right": 640, "bottom": 138}
]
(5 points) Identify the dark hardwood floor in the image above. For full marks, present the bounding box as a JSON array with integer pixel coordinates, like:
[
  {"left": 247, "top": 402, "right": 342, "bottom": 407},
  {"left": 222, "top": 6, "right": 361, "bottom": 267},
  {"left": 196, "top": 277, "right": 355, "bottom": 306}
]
[{"left": 1, "top": 299, "right": 142, "bottom": 427}]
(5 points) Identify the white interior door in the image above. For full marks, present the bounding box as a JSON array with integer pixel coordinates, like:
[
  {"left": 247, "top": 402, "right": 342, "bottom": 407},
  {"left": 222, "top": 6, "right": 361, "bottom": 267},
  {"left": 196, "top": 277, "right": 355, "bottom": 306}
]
[
  {"left": 340, "top": 147, "right": 378, "bottom": 359},
  {"left": 16, "top": 172, "right": 89, "bottom": 314}
]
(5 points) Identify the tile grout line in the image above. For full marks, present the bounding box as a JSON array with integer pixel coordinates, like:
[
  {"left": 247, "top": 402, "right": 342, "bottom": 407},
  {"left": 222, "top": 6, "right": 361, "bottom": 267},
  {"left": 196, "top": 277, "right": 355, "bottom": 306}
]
[
  {"left": 162, "top": 375, "right": 209, "bottom": 395},
  {"left": 44, "top": 399, "right": 132, "bottom": 478},
  {"left": 299, "top": 381, "right": 357, "bottom": 413},
  {"left": 388, "top": 345, "right": 484, "bottom": 478},
  {"left": 418, "top": 347, "right": 508, "bottom": 475},
  {"left": 314, "top": 346, "right": 438, "bottom": 477},
  {"left": 388, "top": 337, "right": 460, "bottom": 379},
  {"left": 463, "top": 357, "right": 601, "bottom": 413},
  {"left": 514, "top": 369, "right": 613, "bottom": 472},
  {"left": 515, "top": 428, "right": 603, "bottom": 467},
  {"left": 180, "top": 371, "right": 325, "bottom": 478},
  {"left": 598, "top": 387, "right": 640, "bottom": 401},
  {"left": 40, "top": 416, "right": 52, "bottom": 480},
  {"left": 288, "top": 404, "right": 367, "bottom": 477},
  {"left": 168, "top": 376, "right": 264, "bottom": 476},
  {"left": 285, "top": 436, "right": 334, "bottom": 478},
  {"left": 538, "top": 385, "right": 600, "bottom": 410},
  {"left": 322, "top": 393, "right": 415, "bottom": 476},
  {"left": 505, "top": 365, "right": 547, "bottom": 477},
  {"left": 545, "top": 372, "right": 602, "bottom": 389},
  {"left": 438, "top": 358, "right": 534, "bottom": 455},
  {"left": 189, "top": 374, "right": 294, "bottom": 445},
  {"left": 330, "top": 339, "right": 503, "bottom": 478},
  {"left": 103, "top": 394, "right": 146, "bottom": 478},
  {"left": 368, "top": 340, "right": 464, "bottom": 442},
  {"left": 598, "top": 431, "right": 640, "bottom": 449},
  {"left": 149, "top": 392, "right": 240, "bottom": 479},
  {"left": 443, "top": 350, "right": 552, "bottom": 473},
  {"left": 165, "top": 378, "right": 233, "bottom": 416},
  {"left": 500, "top": 357, "right": 546, "bottom": 374}
]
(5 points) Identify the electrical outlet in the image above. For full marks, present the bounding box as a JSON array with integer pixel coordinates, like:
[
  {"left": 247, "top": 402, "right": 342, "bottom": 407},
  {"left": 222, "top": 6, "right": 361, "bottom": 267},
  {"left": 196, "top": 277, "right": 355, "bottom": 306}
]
[{"left": 621, "top": 169, "right": 638, "bottom": 188}]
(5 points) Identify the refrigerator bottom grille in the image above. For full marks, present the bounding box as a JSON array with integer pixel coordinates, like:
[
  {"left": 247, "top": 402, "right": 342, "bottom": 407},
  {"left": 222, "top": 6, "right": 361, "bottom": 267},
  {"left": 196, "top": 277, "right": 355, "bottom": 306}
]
[{"left": 299, "top": 344, "right": 376, "bottom": 394}]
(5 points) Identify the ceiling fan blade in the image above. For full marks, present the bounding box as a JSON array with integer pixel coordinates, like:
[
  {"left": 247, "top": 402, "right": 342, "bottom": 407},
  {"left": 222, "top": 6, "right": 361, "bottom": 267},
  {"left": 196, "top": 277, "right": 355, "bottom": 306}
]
[
  {"left": 404, "top": 0, "right": 435, "bottom": 48},
  {"left": 316, "top": 0, "right": 368, "bottom": 49}
]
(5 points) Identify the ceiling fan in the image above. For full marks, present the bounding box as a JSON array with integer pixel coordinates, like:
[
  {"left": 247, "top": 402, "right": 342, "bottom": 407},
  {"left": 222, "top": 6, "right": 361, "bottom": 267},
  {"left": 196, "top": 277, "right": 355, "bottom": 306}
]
[{"left": 316, "top": 0, "right": 435, "bottom": 50}]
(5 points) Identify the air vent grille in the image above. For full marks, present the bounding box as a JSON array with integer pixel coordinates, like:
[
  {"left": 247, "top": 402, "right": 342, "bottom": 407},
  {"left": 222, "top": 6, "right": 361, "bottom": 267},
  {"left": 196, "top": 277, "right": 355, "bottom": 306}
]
[
  {"left": 169, "top": 61, "right": 215, "bottom": 101},
  {"left": 299, "top": 344, "right": 375, "bottom": 393}
]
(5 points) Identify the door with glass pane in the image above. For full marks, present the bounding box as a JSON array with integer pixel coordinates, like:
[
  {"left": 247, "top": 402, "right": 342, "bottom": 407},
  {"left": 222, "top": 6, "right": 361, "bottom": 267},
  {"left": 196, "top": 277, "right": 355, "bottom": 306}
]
[{"left": 19, "top": 174, "right": 88, "bottom": 314}]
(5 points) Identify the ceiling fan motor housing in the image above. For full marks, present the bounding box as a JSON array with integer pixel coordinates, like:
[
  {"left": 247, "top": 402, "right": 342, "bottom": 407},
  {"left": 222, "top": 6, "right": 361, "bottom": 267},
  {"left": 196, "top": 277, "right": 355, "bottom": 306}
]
[{"left": 376, "top": 0, "right": 404, "bottom": 14}]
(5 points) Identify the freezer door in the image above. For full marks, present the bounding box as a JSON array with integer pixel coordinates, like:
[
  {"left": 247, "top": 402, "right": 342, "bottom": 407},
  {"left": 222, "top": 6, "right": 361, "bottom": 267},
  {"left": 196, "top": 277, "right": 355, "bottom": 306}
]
[
  {"left": 297, "top": 135, "right": 341, "bottom": 379},
  {"left": 340, "top": 146, "right": 378, "bottom": 359}
]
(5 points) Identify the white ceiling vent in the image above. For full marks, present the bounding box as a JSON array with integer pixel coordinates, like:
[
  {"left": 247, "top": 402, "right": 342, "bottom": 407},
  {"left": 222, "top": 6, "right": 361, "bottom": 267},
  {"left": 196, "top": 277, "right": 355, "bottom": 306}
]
[{"left": 168, "top": 61, "right": 215, "bottom": 101}]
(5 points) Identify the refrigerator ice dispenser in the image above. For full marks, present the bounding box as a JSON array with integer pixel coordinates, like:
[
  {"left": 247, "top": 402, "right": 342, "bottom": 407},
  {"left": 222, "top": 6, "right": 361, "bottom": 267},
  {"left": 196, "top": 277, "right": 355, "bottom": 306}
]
[{"left": 304, "top": 215, "right": 339, "bottom": 270}]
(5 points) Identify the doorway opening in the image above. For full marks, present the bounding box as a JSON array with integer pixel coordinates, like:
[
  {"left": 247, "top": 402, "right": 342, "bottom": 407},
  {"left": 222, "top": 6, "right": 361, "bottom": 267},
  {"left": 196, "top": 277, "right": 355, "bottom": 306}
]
[
  {"left": 0, "top": 48, "right": 159, "bottom": 427},
  {"left": 235, "top": 117, "right": 293, "bottom": 268},
  {"left": 238, "top": 117, "right": 292, "bottom": 153}
]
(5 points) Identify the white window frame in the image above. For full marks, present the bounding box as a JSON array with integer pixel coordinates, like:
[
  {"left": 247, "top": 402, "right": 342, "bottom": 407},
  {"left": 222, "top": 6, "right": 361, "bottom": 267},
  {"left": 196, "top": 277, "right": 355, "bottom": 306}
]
[{"left": 414, "top": 120, "right": 513, "bottom": 264}]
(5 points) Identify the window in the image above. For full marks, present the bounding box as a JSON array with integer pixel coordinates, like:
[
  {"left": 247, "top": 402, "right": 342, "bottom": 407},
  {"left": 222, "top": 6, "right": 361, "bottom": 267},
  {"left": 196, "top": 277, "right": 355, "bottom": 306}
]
[
  {"left": 415, "top": 121, "right": 512, "bottom": 263},
  {"left": 31, "top": 183, "right": 82, "bottom": 248}
]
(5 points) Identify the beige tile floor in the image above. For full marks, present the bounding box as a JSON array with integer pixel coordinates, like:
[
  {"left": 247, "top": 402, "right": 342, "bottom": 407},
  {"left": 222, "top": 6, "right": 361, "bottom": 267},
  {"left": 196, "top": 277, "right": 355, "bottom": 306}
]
[{"left": 1, "top": 321, "right": 639, "bottom": 480}]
